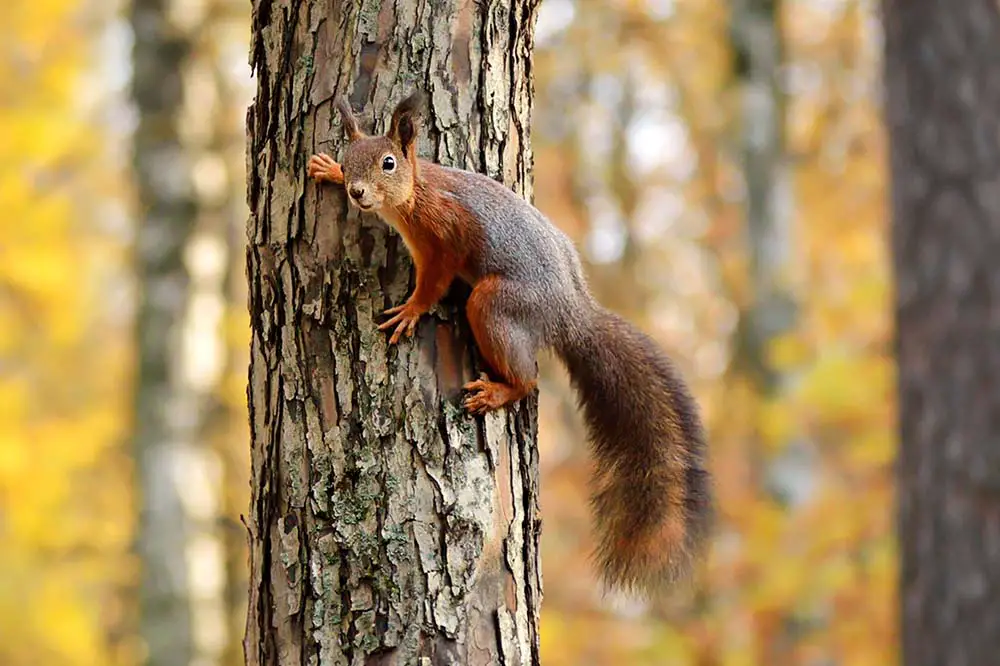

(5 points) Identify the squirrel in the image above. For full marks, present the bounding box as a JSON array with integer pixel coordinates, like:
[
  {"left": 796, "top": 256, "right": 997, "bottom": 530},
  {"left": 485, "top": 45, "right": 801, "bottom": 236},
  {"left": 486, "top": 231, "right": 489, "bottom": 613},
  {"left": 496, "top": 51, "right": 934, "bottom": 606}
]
[{"left": 308, "top": 91, "right": 711, "bottom": 596}]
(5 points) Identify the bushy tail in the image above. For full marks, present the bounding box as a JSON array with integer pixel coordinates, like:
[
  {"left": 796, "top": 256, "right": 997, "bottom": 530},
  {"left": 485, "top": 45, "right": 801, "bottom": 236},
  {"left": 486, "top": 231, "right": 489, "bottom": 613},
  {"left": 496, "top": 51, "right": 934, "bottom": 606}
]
[{"left": 558, "top": 307, "right": 712, "bottom": 595}]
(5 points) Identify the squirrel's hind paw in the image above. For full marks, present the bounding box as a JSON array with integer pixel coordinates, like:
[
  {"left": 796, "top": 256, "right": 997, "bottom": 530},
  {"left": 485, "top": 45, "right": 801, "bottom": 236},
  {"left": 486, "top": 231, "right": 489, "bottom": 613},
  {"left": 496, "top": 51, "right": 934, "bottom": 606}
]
[{"left": 462, "top": 377, "right": 524, "bottom": 414}]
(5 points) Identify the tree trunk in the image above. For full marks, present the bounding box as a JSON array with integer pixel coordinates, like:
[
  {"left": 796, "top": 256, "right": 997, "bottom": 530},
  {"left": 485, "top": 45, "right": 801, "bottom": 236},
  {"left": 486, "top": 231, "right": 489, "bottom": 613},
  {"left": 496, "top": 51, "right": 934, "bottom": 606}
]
[
  {"left": 244, "top": 2, "right": 542, "bottom": 665},
  {"left": 130, "top": 0, "right": 196, "bottom": 663},
  {"left": 130, "top": 1, "right": 208, "bottom": 665},
  {"left": 885, "top": 1, "right": 1000, "bottom": 664},
  {"left": 730, "top": 0, "right": 793, "bottom": 394},
  {"left": 132, "top": 1, "right": 234, "bottom": 664},
  {"left": 729, "top": 4, "right": 799, "bottom": 661}
]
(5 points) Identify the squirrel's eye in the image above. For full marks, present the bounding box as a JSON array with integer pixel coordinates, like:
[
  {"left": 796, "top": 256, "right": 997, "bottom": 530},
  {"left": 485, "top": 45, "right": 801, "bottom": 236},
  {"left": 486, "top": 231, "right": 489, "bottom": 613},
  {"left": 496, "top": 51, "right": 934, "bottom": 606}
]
[{"left": 382, "top": 155, "right": 396, "bottom": 172}]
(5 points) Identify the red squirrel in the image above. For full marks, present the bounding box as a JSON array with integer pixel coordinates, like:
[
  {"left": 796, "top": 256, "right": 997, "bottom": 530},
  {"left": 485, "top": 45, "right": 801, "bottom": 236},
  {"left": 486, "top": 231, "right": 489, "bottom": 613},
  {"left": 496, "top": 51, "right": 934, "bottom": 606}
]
[{"left": 308, "top": 91, "right": 711, "bottom": 595}]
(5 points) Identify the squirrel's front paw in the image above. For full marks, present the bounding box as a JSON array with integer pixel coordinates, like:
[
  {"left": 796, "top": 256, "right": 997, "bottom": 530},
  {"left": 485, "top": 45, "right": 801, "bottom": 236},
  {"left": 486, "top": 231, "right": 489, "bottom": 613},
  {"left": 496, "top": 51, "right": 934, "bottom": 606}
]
[
  {"left": 308, "top": 153, "right": 344, "bottom": 184},
  {"left": 378, "top": 302, "right": 426, "bottom": 344}
]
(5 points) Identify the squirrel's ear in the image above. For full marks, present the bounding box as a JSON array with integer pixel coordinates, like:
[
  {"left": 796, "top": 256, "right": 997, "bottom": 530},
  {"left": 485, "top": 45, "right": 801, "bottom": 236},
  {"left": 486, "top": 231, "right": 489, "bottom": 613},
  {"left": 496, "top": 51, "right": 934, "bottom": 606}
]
[
  {"left": 336, "top": 97, "right": 363, "bottom": 142},
  {"left": 388, "top": 90, "right": 424, "bottom": 158}
]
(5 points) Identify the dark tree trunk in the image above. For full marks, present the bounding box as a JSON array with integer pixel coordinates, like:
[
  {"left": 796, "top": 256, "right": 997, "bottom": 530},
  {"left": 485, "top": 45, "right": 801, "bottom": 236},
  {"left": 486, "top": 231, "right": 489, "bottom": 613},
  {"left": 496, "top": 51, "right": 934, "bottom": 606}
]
[
  {"left": 885, "top": 1, "right": 1000, "bottom": 664},
  {"left": 243, "top": 2, "right": 542, "bottom": 665}
]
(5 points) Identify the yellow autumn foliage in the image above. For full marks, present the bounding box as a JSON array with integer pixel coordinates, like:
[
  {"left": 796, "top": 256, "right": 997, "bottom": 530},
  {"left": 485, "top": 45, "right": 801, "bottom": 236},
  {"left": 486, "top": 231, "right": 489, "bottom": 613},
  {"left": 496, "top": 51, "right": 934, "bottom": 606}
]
[{"left": 0, "top": 1, "right": 131, "bottom": 665}]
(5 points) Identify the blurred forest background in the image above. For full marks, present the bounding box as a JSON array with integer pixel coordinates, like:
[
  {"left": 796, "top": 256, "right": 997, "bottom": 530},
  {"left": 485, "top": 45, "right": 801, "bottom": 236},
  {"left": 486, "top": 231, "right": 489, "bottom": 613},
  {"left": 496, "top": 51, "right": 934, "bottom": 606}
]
[{"left": 1, "top": 0, "right": 892, "bottom": 664}]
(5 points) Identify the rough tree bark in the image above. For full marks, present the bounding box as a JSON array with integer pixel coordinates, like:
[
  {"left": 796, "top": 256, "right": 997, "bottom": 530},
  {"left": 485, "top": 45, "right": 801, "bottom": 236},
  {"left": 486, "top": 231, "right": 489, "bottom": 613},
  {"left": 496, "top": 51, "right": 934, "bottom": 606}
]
[
  {"left": 884, "top": 0, "right": 1000, "bottom": 664},
  {"left": 244, "top": 2, "right": 542, "bottom": 665}
]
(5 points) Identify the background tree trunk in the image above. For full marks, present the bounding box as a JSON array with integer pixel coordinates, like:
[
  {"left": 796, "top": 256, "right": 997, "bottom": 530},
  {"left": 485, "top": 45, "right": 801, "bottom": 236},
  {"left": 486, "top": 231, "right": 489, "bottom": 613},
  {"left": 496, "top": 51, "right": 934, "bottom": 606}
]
[
  {"left": 730, "top": 0, "right": 793, "bottom": 395},
  {"left": 885, "top": 0, "right": 1000, "bottom": 664},
  {"left": 728, "top": 5, "right": 799, "bottom": 659},
  {"left": 130, "top": 1, "right": 222, "bottom": 665},
  {"left": 244, "top": 2, "right": 542, "bottom": 665}
]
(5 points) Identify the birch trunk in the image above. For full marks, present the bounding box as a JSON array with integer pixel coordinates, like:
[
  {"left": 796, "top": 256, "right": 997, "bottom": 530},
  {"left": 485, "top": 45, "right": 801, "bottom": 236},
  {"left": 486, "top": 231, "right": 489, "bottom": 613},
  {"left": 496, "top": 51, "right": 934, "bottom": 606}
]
[
  {"left": 131, "top": 0, "right": 218, "bottom": 665},
  {"left": 244, "top": 2, "right": 542, "bottom": 664}
]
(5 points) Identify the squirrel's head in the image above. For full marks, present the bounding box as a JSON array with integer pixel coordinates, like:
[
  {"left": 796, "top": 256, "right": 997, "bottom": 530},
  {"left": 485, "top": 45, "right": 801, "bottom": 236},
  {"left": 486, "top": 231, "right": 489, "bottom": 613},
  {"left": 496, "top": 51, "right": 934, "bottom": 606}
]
[{"left": 336, "top": 91, "right": 424, "bottom": 213}]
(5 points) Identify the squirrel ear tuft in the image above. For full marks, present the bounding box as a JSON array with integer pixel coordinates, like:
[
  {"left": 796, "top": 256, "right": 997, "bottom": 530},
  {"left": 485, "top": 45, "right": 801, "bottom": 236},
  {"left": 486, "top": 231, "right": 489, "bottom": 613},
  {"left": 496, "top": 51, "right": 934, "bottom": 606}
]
[
  {"left": 388, "top": 90, "right": 424, "bottom": 158},
  {"left": 336, "top": 96, "right": 363, "bottom": 142}
]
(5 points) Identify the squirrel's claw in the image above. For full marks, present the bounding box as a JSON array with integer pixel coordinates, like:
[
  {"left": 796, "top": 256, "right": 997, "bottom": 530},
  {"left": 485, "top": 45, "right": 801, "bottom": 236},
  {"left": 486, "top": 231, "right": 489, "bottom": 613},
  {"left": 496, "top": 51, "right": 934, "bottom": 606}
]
[
  {"left": 463, "top": 396, "right": 490, "bottom": 415},
  {"left": 462, "top": 376, "right": 513, "bottom": 414},
  {"left": 308, "top": 153, "right": 344, "bottom": 184},
  {"left": 378, "top": 303, "right": 423, "bottom": 344}
]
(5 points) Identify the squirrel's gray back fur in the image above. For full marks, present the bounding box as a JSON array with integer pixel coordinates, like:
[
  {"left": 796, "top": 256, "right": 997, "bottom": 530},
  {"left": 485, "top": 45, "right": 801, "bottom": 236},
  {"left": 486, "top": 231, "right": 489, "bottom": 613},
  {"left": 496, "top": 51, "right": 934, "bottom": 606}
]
[{"left": 428, "top": 162, "right": 593, "bottom": 345}]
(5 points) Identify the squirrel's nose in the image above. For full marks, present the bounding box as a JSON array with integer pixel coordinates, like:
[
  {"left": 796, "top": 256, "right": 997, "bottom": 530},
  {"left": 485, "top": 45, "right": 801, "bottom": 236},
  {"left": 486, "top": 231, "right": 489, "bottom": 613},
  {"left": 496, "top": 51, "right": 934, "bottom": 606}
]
[{"left": 349, "top": 184, "right": 366, "bottom": 201}]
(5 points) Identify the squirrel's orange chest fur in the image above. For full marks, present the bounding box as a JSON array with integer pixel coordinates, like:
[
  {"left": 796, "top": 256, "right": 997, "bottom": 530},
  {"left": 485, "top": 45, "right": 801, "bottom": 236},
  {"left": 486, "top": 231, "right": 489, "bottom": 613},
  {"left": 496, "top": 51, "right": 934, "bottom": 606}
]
[
  {"left": 380, "top": 180, "right": 482, "bottom": 283},
  {"left": 377, "top": 206, "right": 420, "bottom": 257}
]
